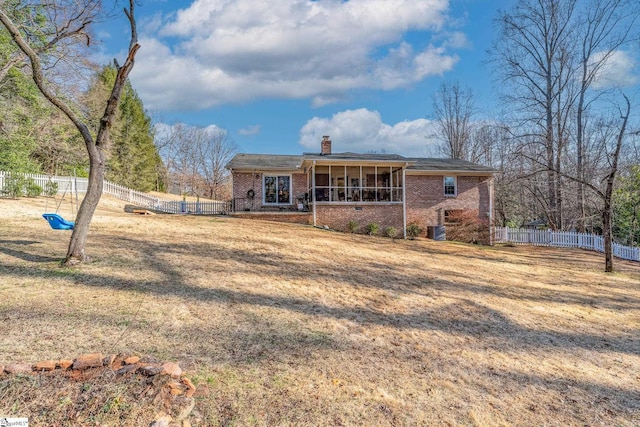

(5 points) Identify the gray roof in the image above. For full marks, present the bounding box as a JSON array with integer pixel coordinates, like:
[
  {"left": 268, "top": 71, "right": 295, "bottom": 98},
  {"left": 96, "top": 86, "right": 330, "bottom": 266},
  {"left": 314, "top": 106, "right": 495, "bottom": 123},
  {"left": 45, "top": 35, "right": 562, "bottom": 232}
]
[
  {"left": 303, "top": 152, "right": 407, "bottom": 161},
  {"left": 226, "top": 154, "right": 304, "bottom": 170},
  {"left": 406, "top": 158, "right": 498, "bottom": 173},
  {"left": 227, "top": 152, "right": 497, "bottom": 174}
]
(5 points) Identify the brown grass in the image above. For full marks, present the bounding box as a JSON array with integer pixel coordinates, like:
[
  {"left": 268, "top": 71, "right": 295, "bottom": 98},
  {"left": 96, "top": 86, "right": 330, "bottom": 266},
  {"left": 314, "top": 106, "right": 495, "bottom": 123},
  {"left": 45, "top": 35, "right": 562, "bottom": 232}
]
[{"left": 1, "top": 196, "right": 639, "bottom": 426}]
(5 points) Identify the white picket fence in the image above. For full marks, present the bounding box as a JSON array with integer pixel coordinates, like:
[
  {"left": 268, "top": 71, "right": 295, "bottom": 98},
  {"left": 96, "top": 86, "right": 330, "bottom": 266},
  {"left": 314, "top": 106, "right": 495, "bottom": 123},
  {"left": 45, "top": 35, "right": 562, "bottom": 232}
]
[
  {"left": 0, "top": 171, "right": 231, "bottom": 215},
  {"left": 494, "top": 227, "right": 640, "bottom": 262}
]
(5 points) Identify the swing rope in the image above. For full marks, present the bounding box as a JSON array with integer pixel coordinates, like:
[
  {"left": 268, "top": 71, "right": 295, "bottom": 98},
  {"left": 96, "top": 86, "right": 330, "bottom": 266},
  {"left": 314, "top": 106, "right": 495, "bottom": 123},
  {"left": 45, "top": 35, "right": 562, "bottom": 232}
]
[
  {"left": 43, "top": 179, "right": 74, "bottom": 216},
  {"left": 42, "top": 178, "right": 77, "bottom": 231}
]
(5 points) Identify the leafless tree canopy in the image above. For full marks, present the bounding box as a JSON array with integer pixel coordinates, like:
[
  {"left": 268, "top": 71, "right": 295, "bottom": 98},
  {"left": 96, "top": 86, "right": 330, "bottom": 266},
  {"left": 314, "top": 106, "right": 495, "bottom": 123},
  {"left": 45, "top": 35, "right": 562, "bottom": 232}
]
[
  {"left": 157, "top": 124, "right": 237, "bottom": 200},
  {"left": 432, "top": 81, "right": 476, "bottom": 161},
  {"left": 489, "top": 0, "right": 640, "bottom": 271}
]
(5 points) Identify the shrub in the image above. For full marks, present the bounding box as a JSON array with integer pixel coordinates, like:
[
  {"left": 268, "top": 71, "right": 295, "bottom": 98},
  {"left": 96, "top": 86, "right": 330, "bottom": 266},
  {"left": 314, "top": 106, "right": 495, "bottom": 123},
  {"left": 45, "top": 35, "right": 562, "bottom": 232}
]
[
  {"left": 44, "top": 181, "right": 59, "bottom": 197},
  {"left": 347, "top": 221, "right": 359, "bottom": 233},
  {"left": 25, "top": 178, "right": 42, "bottom": 197},
  {"left": 365, "top": 222, "right": 379, "bottom": 236},
  {"left": 406, "top": 223, "right": 421, "bottom": 240},
  {"left": 4, "top": 174, "right": 27, "bottom": 198},
  {"left": 26, "top": 182, "right": 42, "bottom": 197},
  {"left": 445, "top": 210, "right": 490, "bottom": 244},
  {"left": 384, "top": 226, "right": 397, "bottom": 238}
]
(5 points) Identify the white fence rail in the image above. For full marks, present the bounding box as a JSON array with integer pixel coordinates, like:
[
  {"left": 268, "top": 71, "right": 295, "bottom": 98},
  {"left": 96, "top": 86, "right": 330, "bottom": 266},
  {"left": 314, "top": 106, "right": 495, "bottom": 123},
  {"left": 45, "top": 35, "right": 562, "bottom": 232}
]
[
  {"left": 0, "top": 171, "right": 231, "bottom": 215},
  {"left": 494, "top": 227, "right": 639, "bottom": 262},
  {"left": 0, "top": 171, "right": 88, "bottom": 194}
]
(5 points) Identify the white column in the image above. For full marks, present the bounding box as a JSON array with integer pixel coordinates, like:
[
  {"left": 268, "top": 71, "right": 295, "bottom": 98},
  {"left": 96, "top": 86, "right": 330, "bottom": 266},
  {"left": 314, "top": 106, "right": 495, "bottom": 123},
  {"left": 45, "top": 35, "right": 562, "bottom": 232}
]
[
  {"left": 402, "top": 164, "right": 407, "bottom": 239},
  {"left": 312, "top": 161, "right": 317, "bottom": 226}
]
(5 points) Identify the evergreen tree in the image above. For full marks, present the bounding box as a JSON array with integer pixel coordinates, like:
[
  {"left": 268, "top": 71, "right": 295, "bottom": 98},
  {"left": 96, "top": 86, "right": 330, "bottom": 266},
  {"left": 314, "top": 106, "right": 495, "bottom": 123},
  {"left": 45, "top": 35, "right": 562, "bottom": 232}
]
[
  {"left": 87, "top": 65, "right": 164, "bottom": 191},
  {"left": 0, "top": 66, "right": 43, "bottom": 173},
  {"left": 613, "top": 166, "right": 640, "bottom": 246}
]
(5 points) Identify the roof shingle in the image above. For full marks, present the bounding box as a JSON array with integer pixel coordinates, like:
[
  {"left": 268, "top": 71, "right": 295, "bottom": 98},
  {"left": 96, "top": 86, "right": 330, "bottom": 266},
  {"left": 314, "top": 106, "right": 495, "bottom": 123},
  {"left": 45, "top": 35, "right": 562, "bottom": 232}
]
[{"left": 227, "top": 152, "right": 497, "bottom": 174}]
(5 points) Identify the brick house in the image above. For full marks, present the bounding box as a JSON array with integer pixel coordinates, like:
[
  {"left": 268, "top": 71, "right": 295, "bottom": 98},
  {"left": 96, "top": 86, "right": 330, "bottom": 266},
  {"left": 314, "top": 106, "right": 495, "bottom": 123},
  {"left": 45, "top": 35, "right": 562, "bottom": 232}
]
[{"left": 226, "top": 136, "right": 496, "bottom": 240}]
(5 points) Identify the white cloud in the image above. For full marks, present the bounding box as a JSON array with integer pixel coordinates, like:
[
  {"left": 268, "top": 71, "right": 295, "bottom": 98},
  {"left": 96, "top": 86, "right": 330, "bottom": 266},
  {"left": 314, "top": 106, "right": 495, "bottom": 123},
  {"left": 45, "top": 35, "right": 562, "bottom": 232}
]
[
  {"left": 130, "top": 0, "right": 460, "bottom": 110},
  {"left": 154, "top": 122, "right": 226, "bottom": 141},
  {"left": 591, "top": 50, "right": 638, "bottom": 90},
  {"left": 441, "top": 31, "right": 469, "bottom": 49},
  {"left": 299, "top": 108, "right": 437, "bottom": 157},
  {"left": 238, "top": 125, "right": 261, "bottom": 136}
]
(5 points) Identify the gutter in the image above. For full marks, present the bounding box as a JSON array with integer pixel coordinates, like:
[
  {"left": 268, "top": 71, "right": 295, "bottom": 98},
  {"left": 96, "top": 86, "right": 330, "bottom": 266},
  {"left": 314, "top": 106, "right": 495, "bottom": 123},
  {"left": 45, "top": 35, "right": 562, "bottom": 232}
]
[{"left": 405, "top": 169, "right": 498, "bottom": 175}]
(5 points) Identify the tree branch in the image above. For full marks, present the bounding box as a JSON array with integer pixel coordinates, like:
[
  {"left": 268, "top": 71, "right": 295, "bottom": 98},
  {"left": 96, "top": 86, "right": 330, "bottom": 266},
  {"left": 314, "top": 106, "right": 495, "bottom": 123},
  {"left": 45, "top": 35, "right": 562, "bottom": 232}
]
[{"left": 0, "top": 7, "right": 93, "bottom": 145}]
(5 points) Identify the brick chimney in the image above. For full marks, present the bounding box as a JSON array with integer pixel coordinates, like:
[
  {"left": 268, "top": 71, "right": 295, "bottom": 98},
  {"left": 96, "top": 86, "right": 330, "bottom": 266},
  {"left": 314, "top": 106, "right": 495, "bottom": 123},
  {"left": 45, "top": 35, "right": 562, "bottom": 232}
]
[{"left": 321, "top": 135, "right": 332, "bottom": 155}]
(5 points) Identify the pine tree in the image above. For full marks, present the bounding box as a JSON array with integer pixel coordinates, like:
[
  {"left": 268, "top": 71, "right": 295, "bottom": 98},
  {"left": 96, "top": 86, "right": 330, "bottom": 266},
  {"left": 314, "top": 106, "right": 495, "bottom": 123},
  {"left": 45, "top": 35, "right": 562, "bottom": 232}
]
[
  {"left": 87, "top": 65, "right": 165, "bottom": 191},
  {"left": 0, "top": 67, "right": 43, "bottom": 173}
]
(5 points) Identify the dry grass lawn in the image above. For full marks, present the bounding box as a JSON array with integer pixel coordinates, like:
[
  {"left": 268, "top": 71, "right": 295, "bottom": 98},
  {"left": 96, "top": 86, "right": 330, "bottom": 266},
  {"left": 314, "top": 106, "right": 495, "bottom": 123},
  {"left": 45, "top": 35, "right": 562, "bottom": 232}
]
[{"left": 0, "top": 196, "right": 639, "bottom": 426}]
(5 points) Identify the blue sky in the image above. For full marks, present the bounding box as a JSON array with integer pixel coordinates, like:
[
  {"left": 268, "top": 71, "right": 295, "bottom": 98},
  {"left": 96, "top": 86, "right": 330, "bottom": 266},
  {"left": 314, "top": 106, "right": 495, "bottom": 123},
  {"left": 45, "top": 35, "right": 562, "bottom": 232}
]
[{"left": 96, "top": 0, "right": 637, "bottom": 157}]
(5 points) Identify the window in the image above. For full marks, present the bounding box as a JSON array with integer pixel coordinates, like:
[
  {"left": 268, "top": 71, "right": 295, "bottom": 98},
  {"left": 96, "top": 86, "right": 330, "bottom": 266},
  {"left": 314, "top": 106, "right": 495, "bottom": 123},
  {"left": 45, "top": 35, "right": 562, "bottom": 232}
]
[
  {"left": 444, "top": 209, "right": 464, "bottom": 225},
  {"left": 264, "top": 175, "right": 291, "bottom": 204},
  {"left": 444, "top": 176, "right": 457, "bottom": 196}
]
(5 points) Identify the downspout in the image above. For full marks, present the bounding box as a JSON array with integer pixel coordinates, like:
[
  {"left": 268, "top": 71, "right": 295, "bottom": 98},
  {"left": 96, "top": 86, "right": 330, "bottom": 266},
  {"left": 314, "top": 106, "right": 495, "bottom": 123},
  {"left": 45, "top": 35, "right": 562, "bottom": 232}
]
[
  {"left": 489, "top": 176, "right": 494, "bottom": 245},
  {"left": 402, "top": 163, "right": 408, "bottom": 239},
  {"left": 312, "top": 160, "right": 317, "bottom": 227},
  {"left": 230, "top": 168, "right": 234, "bottom": 212}
]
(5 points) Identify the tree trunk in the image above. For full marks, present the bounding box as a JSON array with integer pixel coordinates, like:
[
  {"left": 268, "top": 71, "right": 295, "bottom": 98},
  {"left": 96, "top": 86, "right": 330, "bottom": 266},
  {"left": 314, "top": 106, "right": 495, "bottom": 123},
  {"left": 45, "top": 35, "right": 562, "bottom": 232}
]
[
  {"left": 65, "top": 154, "right": 105, "bottom": 264},
  {"left": 576, "top": 88, "right": 586, "bottom": 232},
  {"left": 602, "top": 94, "right": 630, "bottom": 273},
  {"left": 602, "top": 199, "right": 613, "bottom": 272}
]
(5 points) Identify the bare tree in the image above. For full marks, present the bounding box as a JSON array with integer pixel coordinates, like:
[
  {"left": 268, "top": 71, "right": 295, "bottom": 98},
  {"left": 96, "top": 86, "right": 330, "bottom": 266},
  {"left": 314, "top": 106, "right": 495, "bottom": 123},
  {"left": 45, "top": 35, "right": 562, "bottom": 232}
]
[
  {"left": 157, "top": 123, "right": 237, "bottom": 199},
  {"left": 432, "top": 81, "right": 476, "bottom": 160},
  {"left": 595, "top": 94, "right": 630, "bottom": 272},
  {"left": 491, "top": 0, "right": 578, "bottom": 230},
  {"left": 573, "top": 0, "right": 639, "bottom": 231},
  {"left": 195, "top": 127, "right": 237, "bottom": 200},
  {"left": 0, "top": 0, "right": 140, "bottom": 265},
  {"left": 0, "top": 0, "right": 98, "bottom": 82},
  {"left": 158, "top": 123, "right": 201, "bottom": 196}
]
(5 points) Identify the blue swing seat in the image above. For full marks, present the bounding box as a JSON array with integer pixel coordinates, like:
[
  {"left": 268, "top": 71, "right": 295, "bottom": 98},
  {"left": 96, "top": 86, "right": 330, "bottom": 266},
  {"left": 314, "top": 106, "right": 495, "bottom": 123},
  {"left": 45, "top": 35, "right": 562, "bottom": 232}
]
[{"left": 42, "top": 213, "right": 75, "bottom": 230}]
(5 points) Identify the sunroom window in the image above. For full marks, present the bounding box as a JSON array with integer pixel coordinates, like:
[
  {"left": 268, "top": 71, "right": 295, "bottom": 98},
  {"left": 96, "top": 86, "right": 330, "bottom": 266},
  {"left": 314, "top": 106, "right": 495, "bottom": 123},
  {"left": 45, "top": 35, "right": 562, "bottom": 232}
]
[
  {"left": 312, "top": 165, "right": 403, "bottom": 203},
  {"left": 264, "top": 175, "right": 291, "bottom": 204}
]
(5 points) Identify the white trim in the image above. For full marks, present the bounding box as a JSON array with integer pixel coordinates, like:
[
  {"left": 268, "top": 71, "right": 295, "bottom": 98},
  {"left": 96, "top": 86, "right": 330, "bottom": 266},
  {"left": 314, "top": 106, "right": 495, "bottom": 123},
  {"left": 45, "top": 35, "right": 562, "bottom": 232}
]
[
  {"left": 313, "top": 201, "right": 402, "bottom": 206},
  {"left": 262, "top": 173, "right": 293, "bottom": 205},
  {"left": 312, "top": 161, "right": 317, "bottom": 226},
  {"left": 402, "top": 164, "right": 407, "bottom": 239},
  {"left": 406, "top": 170, "right": 494, "bottom": 176},
  {"left": 443, "top": 176, "right": 457, "bottom": 197}
]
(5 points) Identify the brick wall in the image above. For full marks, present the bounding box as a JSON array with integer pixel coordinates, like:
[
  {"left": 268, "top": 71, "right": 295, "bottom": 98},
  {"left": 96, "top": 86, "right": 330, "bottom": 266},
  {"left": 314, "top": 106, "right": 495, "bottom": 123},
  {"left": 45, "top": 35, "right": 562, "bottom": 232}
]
[
  {"left": 232, "top": 171, "right": 308, "bottom": 211},
  {"left": 316, "top": 204, "right": 403, "bottom": 232},
  {"left": 406, "top": 174, "right": 492, "bottom": 234},
  {"left": 230, "top": 212, "right": 312, "bottom": 225},
  {"left": 292, "top": 173, "right": 309, "bottom": 201},
  {"left": 232, "top": 171, "right": 493, "bottom": 239},
  {"left": 232, "top": 172, "right": 260, "bottom": 200}
]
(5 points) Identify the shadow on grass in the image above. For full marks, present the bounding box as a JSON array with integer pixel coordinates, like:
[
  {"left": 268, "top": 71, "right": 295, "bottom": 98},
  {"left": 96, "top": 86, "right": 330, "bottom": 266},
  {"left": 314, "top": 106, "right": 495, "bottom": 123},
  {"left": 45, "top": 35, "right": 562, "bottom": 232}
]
[
  {"left": 0, "top": 303, "right": 337, "bottom": 366},
  {"left": 479, "top": 367, "right": 640, "bottom": 420},
  {"left": 0, "top": 240, "right": 61, "bottom": 263},
  {"left": 2, "top": 231, "right": 639, "bottom": 421},
  {"left": 0, "top": 231, "right": 637, "bottom": 358}
]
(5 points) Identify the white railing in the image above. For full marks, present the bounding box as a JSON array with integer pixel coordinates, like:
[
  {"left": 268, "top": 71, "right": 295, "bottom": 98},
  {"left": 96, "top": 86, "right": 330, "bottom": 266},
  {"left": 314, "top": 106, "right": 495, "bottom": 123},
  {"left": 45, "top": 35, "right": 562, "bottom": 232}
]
[
  {"left": 0, "top": 171, "right": 231, "bottom": 215},
  {"left": 494, "top": 227, "right": 639, "bottom": 262}
]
